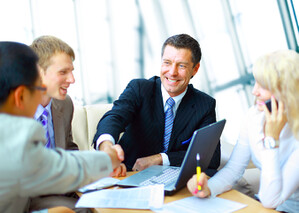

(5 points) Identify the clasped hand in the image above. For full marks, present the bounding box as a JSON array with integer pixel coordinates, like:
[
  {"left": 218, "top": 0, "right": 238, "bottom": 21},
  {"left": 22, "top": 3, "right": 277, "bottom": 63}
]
[{"left": 99, "top": 141, "right": 127, "bottom": 177}]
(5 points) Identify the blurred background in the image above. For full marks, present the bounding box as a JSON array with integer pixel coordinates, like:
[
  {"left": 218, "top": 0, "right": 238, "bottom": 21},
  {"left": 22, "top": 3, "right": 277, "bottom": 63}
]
[{"left": 0, "top": 0, "right": 298, "bottom": 144}]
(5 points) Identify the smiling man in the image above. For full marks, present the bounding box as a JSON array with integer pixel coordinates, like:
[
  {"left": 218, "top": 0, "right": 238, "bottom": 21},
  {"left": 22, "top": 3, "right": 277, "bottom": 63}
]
[
  {"left": 93, "top": 34, "right": 220, "bottom": 176},
  {"left": 29, "top": 36, "right": 89, "bottom": 213}
]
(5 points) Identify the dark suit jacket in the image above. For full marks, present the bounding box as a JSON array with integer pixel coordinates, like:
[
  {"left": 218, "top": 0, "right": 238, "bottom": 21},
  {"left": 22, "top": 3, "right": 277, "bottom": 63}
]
[
  {"left": 51, "top": 95, "right": 78, "bottom": 150},
  {"left": 93, "top": 76, "right": 220, "bottom": 174}
]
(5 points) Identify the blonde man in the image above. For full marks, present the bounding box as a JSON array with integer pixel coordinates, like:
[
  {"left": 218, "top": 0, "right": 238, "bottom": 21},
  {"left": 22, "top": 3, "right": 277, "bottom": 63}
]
[{"left": 30, "top": 36, "right": 88, "bottom": 213}]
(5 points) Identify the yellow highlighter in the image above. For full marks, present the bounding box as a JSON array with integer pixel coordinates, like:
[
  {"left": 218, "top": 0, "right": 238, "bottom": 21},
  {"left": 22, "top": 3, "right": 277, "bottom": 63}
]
[{"left": 196, "top": 153, "right": 201, "bottom": 191}]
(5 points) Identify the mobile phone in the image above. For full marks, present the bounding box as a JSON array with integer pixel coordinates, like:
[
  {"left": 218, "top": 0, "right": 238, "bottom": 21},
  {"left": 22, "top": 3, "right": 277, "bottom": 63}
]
[{"left": 265, "top": 99, "right": 278, "bottom": 112}]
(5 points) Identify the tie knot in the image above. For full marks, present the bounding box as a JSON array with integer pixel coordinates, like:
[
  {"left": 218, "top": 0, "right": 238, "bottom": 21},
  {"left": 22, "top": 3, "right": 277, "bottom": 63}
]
[{"left": 166, "top": 97, "right": 175, "bottom": 108}]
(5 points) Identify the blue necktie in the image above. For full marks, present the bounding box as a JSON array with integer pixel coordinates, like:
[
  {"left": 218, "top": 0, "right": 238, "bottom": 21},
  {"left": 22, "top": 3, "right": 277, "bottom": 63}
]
[
  {"left": 39, "top": 109, "right": 51, "bottom": 148},
  {"left": 163, "top": 97, "right": 175, "bottom": 152}
]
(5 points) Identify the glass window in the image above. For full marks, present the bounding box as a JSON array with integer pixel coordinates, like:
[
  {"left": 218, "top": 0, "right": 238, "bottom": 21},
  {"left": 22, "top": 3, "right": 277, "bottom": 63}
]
[{"left": 229, "top": 0, "right": 288, "bottom": 65}]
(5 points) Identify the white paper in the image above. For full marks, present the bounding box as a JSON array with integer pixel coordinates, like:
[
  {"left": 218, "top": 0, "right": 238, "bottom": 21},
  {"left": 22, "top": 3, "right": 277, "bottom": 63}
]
[
  {"left": 76, "top": 184, "right": 164, "bottom": 209},
  {"left": 153, "top": 196, "right": 247, "bottom": 213},
  {"left": 78, "top": 177, "right": 120, "bottom": 193}
]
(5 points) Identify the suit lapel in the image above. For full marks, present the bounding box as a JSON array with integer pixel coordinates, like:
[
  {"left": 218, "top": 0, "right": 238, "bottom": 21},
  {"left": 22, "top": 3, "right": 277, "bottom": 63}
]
[
  {"left": 51, "top": 99, "right": 65, "bottom": 149},
  {"left": 168, "top": 86, "right": 196, "bottom": 150},
  {"left": 153, "top": 78, "right": 165, "bottom": 142}
]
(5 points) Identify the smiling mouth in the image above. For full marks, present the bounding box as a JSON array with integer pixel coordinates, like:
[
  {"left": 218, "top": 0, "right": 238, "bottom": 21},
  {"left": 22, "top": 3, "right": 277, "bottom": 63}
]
[
  {"left": 60, "top": 87, "right": 68, "bottom": 94},
  {"left": 167, "top": 77, "right": 178, "bottom": 83}
]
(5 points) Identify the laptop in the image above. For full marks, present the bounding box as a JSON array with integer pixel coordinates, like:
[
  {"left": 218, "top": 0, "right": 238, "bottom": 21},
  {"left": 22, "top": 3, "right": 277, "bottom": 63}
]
[{"left": 117, "top": 119, "right": 226, "bottom": 195}]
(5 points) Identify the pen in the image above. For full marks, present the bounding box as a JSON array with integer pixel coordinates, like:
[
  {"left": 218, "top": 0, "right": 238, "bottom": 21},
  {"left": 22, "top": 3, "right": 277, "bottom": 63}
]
[{"left": 196, "top": 153, "right": 201, "bottom": 191}]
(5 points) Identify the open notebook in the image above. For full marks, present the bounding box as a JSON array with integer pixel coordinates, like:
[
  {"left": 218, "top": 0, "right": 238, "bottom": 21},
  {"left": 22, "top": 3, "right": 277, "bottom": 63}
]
[{"left": 117, "top": 119, "right": 226, "bottom": 195}]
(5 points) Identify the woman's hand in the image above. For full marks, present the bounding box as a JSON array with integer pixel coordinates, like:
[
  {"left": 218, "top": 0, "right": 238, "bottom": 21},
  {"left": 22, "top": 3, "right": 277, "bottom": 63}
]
[
  {"left": 263, "top": 96, "right": 287, "bottom": 140},
  {"left": 187, "top": 173, "right": 211, "bottom": 198}
]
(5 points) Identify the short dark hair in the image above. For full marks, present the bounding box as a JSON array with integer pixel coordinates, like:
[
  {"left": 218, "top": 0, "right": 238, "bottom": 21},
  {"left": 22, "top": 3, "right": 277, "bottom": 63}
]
[
  {"left": 161, "top": 34, "right": 202, "bottom": 67},
  {"left": 0, "top": 41, "right": 39, "bottom": 106}
]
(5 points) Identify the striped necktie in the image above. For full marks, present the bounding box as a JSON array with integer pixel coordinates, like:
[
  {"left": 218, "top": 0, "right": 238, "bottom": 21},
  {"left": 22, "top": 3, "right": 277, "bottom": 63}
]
[
  {"left": 163, "top": 97, "right": 175, "bottom": 153},
  {"left": 39, "top": 109, "right": 51, "bottom": 148}
]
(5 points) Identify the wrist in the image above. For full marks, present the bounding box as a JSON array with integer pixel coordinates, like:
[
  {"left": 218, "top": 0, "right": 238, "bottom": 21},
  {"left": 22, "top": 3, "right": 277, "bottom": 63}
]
[
  {"left": 263, "top": 136, "right": 279, "bottom": 149},
  {"left": 99, "top": 140, "right": 113, "bottom": 151}
]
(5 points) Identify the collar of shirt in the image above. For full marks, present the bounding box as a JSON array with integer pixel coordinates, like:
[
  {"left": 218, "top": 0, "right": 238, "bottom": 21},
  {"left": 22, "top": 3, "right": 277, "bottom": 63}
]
[
  {"left": 34, "top": 99, "right": 53, "bottom": 120},
  {"left": 161, "top": 83, "right": 187, "bottom": 117}
]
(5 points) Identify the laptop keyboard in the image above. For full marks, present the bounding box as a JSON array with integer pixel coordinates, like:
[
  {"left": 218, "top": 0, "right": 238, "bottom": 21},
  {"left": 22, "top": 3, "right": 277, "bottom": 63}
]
[{"left": 139, "top": 167, "right": 181, "bottom": 186}]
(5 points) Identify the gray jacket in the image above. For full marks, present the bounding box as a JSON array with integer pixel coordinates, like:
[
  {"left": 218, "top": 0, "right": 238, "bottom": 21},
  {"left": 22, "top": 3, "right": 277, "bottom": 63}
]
[{"left": 0, "top": 114, "right": 112, "bottom": 213}]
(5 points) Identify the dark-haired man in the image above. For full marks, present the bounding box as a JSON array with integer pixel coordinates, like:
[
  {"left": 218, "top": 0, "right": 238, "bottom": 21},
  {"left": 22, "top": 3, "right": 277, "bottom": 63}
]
[
  {"left": 0, "top": 41, "right": 123, "bottom": 213},
  {"left": 93, "top": 34, "right": 220, "bottom": 176}
]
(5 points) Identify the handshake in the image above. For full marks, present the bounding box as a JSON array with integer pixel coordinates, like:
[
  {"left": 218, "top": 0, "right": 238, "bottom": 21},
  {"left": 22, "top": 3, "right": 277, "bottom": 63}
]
[{"left": 99, "top": 140, "right": 127, "bottom": 177}]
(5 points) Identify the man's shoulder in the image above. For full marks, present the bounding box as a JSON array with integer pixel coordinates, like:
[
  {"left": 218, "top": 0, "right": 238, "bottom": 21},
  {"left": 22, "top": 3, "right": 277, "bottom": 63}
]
[
  {"left": 52, "top": 95, "right": 73, "bottom": 105},
  {"left": 51, "top": 95, "right": 73, "bottom": 112},
  {"left": 0, "top": 114, "right": 44, "bottom": 147},
  {"left": 129, "top": 76, "right": 160, "bottom": 86},
  {"left": 188, "top": 85, "right": 215, "bottom": 102},
  {"left": 126, "top": 76, "right": 160, "bottom": 94}
]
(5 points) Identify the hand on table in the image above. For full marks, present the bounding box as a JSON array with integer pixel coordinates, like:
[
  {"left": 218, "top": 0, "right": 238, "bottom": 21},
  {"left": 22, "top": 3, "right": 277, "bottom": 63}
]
[{"left": 132, "top": 154, "right": 162, "bottom": 171}]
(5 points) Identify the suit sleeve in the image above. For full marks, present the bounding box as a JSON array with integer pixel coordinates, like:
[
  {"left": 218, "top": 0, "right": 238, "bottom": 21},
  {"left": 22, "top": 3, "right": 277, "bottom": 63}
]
[
  {"left": 20, "top": 123, "right": 112, "bottom": 196},
  {"left": 93, "top": 80, "right": 140, "bottom": 148}
]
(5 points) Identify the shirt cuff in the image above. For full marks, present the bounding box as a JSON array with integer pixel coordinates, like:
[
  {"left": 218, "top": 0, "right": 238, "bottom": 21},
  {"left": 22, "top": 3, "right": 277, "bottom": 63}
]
[
  {"left": 160, "top": 153, "right": 170, "bottom": 166},
  {"left": 96, "top": 134, "right": 115, "bottom": 150}
]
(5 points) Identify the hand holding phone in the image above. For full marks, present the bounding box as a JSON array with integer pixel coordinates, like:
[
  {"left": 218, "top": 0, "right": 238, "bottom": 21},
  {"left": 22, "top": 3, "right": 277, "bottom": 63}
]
[{"left": 265, "top": 99, "right": 278, "bottom": 112}]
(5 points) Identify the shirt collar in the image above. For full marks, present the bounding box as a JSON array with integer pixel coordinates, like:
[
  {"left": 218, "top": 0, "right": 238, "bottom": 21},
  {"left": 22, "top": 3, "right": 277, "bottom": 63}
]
[
  {"left": 34, "top": 99, "right": 53, "bottom": 120},
  {"left": 161, "top": 83, "right": 187, "bottom": 112}
]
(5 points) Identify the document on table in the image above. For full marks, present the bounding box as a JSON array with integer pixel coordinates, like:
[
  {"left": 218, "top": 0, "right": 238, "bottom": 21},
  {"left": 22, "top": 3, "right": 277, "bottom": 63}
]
[
  {"left": 78, "top": 177, "right": 120, "bottom": 193},
  {"left": 76, "top": 184, "right": 164, "bottom": 209},
  {"left": 153, "top": 196, "right": 247, "bottom": 213}
]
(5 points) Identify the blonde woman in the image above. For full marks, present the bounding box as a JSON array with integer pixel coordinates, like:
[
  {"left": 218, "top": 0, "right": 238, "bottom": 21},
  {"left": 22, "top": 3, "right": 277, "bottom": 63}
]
[{"left": 187, "top": 50, "right": 299, "bottom": 213}]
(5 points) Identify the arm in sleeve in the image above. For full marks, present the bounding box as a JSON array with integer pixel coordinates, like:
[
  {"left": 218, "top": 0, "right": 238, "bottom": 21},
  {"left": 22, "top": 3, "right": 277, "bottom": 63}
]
[
  {"left": 208, "top": 117, "right": 251, "bottom": 197},
  {"left": 20, "top": 126, "right": 113, "bottom": 197},
  {"left": 258, "top": 147, "right": 299, "bottom": 208},
  {"left": 93, "top": 80, "right": 140, "bottom": 148}
]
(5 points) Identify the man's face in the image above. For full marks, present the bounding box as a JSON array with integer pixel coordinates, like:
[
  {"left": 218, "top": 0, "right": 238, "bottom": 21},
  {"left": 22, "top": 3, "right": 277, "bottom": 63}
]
[
  {"left": 160, "top": 45, "right": 199, "bottom": 97},
  {"left": 41, "top": 52, "right": 75, "bottom": 100}
]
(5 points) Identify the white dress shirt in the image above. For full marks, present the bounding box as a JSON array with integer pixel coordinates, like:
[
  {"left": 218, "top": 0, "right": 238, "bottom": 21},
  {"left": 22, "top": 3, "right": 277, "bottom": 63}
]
[
  {"left": 208, "top": 105, "right": 299, "bottom": 212},
  {"left": 96, "top": 84, "right": 187, "bottom": 166}
]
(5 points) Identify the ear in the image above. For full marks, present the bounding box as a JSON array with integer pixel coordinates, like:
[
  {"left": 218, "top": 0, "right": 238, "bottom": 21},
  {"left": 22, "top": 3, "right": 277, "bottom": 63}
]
[
  {"left": 14, "top": 86, "right": 26, "bottom": 110},
  {"left": 38, "top": 66, "right": 46, "bottom": 82},
  {"left": 192, "top": 63, "right": 200, "bottom": 77}
]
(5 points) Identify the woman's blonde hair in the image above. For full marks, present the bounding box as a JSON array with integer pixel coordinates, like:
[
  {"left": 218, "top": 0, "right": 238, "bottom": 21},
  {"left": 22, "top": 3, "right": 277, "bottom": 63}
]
[
  {"left": 30, "top": 35, "right": 75, "bottom": 71},
  {"left": 253, "top": 49, "right": 299, "bottom": 139}
]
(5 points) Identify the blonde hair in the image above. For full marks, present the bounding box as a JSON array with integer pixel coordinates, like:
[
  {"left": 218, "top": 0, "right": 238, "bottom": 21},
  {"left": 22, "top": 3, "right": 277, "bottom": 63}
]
[
  {"left": 30, "top": 35, "right": 75, "bottom": 71},
  {"left": 253, "top": 49, "right": 299, "bottom": 139}
]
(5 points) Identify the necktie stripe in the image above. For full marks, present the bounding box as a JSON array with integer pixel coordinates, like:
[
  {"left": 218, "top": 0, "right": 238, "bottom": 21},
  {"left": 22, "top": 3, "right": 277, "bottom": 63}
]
[
  {"left": 39, "top": 109, "right": 51, "bottom": 149},
  {"left": 163, "top": 97, "right": 175, "bottom": 153}
]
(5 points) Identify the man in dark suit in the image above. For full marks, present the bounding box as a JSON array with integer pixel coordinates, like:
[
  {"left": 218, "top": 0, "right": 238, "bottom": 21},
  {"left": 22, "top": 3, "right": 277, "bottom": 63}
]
[
  {"left": 93, "top": 34, "right": 220, "bottom": 176},
  {"left": 29, "top": 36, "right": 90, "bottom": 213}
]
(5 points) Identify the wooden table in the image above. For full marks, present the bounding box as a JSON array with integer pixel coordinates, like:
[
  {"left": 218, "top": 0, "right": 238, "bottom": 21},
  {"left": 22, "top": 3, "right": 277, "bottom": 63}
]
[{"left": 91, "top": 172, "right": 278, "bottom": 213}]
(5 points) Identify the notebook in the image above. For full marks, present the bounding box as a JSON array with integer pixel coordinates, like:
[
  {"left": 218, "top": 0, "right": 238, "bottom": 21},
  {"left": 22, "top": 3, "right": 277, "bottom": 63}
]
[{"left": 117, "top": 119, "right": 226, "bottom": 195}]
